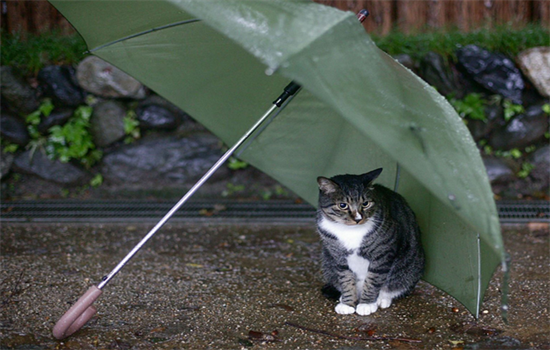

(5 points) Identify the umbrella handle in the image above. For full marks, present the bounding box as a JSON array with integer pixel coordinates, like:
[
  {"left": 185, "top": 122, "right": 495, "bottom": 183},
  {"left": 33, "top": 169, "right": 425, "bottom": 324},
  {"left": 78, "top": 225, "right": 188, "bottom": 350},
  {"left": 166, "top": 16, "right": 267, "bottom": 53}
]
[{"left": 52, "top": 286, "right": 102, "bottom": 339}]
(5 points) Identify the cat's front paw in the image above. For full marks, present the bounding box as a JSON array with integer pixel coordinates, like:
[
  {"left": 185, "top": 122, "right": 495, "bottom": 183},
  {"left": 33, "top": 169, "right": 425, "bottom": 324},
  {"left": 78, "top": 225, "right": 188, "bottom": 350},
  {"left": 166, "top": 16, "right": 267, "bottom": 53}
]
[
  {"left": 356, "top": 303, "right": 378, "bottom": 316},
  {"left": 377, "top": 297, "right": 392, "bottom": 309},
  {"left": 335, "top": 303, "right": 355, "bottom": 315}
]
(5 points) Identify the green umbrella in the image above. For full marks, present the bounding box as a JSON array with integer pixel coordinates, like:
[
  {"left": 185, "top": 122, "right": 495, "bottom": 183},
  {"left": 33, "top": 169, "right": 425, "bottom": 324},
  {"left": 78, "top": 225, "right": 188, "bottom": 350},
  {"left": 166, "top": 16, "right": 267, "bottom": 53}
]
[{"left": 49, "top": 0, "right": 504, "bottom": 338}]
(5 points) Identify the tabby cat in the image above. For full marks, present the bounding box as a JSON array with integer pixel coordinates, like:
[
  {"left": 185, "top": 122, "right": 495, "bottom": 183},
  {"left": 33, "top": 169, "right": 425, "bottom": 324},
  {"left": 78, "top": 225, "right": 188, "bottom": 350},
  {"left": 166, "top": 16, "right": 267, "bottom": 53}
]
[{"left": 316, "top": 168, "right": 425, "bottom": 316}]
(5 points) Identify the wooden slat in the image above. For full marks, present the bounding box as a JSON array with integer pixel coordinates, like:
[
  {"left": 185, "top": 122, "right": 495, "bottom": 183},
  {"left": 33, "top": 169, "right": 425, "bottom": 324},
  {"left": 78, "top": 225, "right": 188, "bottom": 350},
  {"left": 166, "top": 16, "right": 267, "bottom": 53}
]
[
  {"left": 426, "top": 0, "right": 446, "bottom": 29},
  {"left": 450, "top": 0, "right": 487, "bottom": 32},
  {"left": 3, "top": 0, "right": 548, "bottom": 37},
  {"left": 533, "top": 0, "right": 549, "bottom": 28},
  {"left": 5, "top": 0, "right": 30, "bottom": 36},
  {"left": 364, "top": 0, "right": 394, "bottom": 35},
  {"left": 30, "top": 0, "right": 55, "bottom": 33},
  {"left": 397, "top": 0, "right": 428, "bottom": 33}
]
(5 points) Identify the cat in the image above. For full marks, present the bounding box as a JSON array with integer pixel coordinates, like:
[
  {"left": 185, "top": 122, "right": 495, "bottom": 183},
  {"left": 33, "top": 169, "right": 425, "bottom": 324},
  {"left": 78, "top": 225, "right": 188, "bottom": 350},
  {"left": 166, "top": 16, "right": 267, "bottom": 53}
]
[{"left": 316, "top": 168, "right": 425, "bottom": 316}]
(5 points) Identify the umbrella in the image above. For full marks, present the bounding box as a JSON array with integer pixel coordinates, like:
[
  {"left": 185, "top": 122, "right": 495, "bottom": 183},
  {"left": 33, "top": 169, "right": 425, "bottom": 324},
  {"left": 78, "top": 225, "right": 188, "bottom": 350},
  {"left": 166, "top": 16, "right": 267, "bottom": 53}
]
[{"left": 49, "top": 0, "right": 504, "bottom": 338}]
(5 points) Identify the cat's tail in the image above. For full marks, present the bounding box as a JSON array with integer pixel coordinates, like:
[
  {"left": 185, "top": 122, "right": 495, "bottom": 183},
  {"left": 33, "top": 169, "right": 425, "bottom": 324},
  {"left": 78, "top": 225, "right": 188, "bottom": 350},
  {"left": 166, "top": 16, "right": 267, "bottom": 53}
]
[{"left": 321, "top": 283, "right": 341, "bottom": 301}]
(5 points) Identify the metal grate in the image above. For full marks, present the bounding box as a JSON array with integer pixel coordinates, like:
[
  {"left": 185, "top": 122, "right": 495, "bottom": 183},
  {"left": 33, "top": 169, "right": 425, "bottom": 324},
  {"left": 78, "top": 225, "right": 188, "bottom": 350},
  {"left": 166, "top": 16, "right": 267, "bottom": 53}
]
[
  {"left": 496, "top": 200, "right": 549, "bottom": 223},
  {"left": 0, "top": 199, "right": 317, "bottom": 223},
  {"left": 1, "top": 199, "right": 548, "bottom": 223}
]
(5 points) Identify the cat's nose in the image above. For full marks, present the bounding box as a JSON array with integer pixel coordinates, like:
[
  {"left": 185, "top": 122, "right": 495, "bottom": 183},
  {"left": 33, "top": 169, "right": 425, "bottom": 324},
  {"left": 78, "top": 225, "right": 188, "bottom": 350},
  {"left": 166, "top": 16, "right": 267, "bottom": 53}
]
[{"left": 353, "top": 212, "right": 362, "bottom": 223}]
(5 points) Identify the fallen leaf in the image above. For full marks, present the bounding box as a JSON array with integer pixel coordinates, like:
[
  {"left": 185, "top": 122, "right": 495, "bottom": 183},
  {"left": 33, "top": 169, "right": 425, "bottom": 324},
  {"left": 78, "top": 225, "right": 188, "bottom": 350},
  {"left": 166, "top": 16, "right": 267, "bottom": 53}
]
[
  {"left": 248, "top": 330, "right": 278, "bottom": 342},
  {"left": 268, "top": 303, "right": 294, "bottom": 311}
]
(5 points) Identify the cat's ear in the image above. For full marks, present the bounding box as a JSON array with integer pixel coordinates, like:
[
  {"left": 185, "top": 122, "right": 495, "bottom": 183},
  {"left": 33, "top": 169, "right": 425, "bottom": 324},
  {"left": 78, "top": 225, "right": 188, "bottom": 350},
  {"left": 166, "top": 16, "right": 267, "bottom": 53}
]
[
  {"left": 317, "top": 177, "right": 339, "bottom": 194},
  {"left": 362, "top": 168, "right": 383, "bottom": 184}
]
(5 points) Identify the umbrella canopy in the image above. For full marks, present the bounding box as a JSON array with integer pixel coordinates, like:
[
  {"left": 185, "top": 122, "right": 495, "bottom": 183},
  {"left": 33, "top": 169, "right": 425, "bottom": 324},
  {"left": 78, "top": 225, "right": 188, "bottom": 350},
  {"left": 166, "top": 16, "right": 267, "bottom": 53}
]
[{"left": 50, "top": 0, "right": 504, "bottom": 317}]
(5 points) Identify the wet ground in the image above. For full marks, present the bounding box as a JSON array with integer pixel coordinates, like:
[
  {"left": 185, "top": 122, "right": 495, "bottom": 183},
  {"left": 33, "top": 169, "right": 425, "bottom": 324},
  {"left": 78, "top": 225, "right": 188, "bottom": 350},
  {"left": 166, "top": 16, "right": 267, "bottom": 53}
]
[{"left": 1, "top": 221, "right": 548, "bottom": 349}]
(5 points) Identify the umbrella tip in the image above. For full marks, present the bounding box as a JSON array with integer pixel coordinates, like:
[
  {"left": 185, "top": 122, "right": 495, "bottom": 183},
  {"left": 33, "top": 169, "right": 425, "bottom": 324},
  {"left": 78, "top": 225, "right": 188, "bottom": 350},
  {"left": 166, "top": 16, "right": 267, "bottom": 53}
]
[{"left": 356, "top": 9, "right": 369, "bottom": 23}]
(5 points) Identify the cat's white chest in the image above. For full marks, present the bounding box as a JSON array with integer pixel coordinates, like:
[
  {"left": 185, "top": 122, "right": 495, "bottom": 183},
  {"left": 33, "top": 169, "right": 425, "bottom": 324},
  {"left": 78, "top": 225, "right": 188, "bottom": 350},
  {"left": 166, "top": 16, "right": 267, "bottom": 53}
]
[
  {"left": 319, "top": 216, "right": 376, "bottom": 251},
  {"left": 320, "top": 217, "right": 374, "bottom": 295}
]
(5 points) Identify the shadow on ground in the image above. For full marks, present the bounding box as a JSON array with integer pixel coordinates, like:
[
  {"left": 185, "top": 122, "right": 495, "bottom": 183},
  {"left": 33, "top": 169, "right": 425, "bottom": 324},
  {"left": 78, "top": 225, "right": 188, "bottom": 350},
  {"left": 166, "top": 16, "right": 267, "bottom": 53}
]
[{"left": 1, "top": 222, "right": 548, "bottom": 349}]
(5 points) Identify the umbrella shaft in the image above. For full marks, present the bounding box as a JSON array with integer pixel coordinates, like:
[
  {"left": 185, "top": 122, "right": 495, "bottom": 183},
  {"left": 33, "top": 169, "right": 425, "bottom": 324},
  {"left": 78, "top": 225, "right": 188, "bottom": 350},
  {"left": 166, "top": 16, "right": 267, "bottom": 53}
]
[{"left": 97, "top": 103, "right": 279, "bottom": 289}]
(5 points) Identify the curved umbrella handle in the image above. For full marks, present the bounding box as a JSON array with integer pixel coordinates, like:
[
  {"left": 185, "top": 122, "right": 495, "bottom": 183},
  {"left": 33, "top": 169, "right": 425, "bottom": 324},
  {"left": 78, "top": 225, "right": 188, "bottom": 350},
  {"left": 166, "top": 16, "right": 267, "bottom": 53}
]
[{"left": 53, "top": 286, "right": 102, "bottom": 339}]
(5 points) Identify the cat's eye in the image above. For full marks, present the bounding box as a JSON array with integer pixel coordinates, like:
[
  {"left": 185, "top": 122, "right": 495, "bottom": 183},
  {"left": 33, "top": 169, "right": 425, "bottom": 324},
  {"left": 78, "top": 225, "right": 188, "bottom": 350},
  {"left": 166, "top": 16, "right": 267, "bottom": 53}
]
[
  {"left": 362, "top": 201, "right": 373, "bottom": 208},
  {"left": 338, "top": 203, "right": 348, "bottom": 209}
]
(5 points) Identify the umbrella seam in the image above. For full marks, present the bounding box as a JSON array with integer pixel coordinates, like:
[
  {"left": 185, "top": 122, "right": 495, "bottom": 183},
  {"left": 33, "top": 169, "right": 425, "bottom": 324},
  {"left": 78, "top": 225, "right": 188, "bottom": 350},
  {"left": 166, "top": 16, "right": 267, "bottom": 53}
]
[{"left": 88, "top": 19, "right": 201, "bottom": 53}]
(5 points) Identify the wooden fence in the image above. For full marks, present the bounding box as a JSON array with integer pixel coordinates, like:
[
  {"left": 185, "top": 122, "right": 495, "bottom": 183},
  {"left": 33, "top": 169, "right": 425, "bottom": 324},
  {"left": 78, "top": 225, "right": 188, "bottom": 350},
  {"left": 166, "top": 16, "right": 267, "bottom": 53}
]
[{"left": 2, "top": 0, "right": 549, "bottom": 37}]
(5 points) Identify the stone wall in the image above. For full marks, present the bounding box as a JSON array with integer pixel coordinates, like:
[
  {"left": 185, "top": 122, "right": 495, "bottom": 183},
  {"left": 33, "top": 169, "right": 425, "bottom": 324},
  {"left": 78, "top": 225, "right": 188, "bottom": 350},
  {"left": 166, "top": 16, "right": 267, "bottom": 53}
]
[{"left": 1, "top": 46, "right": 549, "bottom": 200}]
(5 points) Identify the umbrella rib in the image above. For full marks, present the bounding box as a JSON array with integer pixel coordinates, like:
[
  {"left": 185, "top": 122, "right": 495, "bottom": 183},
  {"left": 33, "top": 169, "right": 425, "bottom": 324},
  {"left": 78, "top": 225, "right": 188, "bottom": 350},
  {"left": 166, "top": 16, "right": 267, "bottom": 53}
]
[
  {"left": 88, "top": 19, "right": 201, "bottom": 53},
  {"left": 235, "top": 86, "right": 302, "bottom": 158},
  {"left": 476, "top": 233, "right": 482, "bottom": 318},
  {"left": 393, "top": 163, "right": 401, "bottom": 192}
]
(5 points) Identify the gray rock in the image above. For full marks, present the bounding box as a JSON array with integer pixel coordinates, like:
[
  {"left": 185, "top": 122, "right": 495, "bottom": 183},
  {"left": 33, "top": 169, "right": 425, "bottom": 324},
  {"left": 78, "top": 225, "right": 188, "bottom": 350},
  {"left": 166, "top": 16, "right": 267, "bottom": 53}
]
[
  {"left": 137, "top": 104, "right": 178, "bottom": 130},
  {"left": 489, "top": 104, "right": 549, "bottom": 150},
  {"left": 90, "top": 100, "right": 127, "bottom": 147},
  {"left": 457, "top": 45, "right": 524, "bottom": 104},
  {"left": 419, "top": 52, "right": 459, "bottom": 97},
  {"left": 529, "top": 146, "right": 550, "bottom": 186},
  {"left": 13, "top": 150, "right": 87, "bottom": 184},
  {"left": 467, "top": 103, "right": 505, "bottom": 141},
  {"left": 1, "top": 148, "right": 14, "bottom": 180},
  {"left": 136, "top": 95, "right": 185, "bottom": 130},
  {"left": 393, "top": 54, "right": 416, "bottom": 71},
  {"left": 0, "top": 113, "right": 29, "bottom": 146},
  {"left": 76, "top": 56, "right": 146, "bottom": 99},
  {"left": 37, "top": 65, "right": 84, "bottom": 106},
  {"left": 483, "top": 157, "right": 515, "bottom": 183},
  {"left": 0, "top": 66, "right": 39, "bottom": 114},
  {"left": 101, "top": 134, "right": 227, "bottom": 186},
  {"left": 517, "top": 47, "right": 550, "bottom": 98}
]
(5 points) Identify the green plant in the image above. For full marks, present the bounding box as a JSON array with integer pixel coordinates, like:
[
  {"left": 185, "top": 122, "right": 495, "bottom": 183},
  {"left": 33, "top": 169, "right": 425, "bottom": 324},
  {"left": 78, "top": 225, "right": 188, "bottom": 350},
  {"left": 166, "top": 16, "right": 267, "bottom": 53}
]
[
  {"left": 372, "top": 24, "right": 550, "bottom": 61},
  {"left": 221, "top": 183, "right": 245, "bottom": 197},
  {"left": 227, "top": 157, "right": 248, "bottom": 170},
  {"left": 260, "top": 185, "right": 288, "bottom": 200},
  {"left": 90, "top": 174, "right": 103, "bottom": 187},
  {"left": 25, "top": 99, "right": 54, "bottom": 158},
  {"left": 542, "top": 103, "right": 550, "bottom": 115},
  {"left": 46, "top": 105, "right": 102, "bottom": 168},
  {"left": 517, "top": 162, "right": 534, "bottom": 179},
  {"left": 502, "top": 100, "right": 525, "bottom": 121},
  {"left": 1, "top": 30, "right": 88, "bottom": 75},
  {"left": 123, "top": 110, "right": 141, "bottom": 144},
  {"left": 1, "top": 141, "right": 19, "bottom": 153},
  {"left": 449, "top": 93, "right": 486, "bottom": 121},
  {"left": 493, "top": 148, "right": 523, "bottom": 159}
]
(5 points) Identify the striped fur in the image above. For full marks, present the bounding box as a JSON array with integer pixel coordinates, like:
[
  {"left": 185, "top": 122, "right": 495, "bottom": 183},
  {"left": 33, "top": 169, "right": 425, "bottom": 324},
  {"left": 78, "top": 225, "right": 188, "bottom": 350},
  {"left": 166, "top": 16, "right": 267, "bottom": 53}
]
[{"left": 316, "top": 168, "right": 425, "bottom": 316}]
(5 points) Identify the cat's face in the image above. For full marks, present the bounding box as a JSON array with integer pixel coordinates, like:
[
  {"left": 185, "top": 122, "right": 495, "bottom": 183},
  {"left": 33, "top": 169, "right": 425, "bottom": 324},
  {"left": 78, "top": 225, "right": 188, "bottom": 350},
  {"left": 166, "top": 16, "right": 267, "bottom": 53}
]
[{"left": 317, "top": 169, "right": 382, "bottom": 226}]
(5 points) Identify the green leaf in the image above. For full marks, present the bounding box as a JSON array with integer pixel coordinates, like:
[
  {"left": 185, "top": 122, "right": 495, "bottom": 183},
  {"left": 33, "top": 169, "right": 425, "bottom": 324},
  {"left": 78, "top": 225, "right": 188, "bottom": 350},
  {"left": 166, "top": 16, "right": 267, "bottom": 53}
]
[
  {"left": 502, "top": 99, "right": 524, "bottom": 121},
  {"left": 227, "top": 157, "right": 249, "bottom": 170},
  {"left": 90, "top": 174, "right": 103, "bottom": 187},
  {"left": 39, "top": 99, "right": 54, "bottom": 117},
  {"left": 2, "top": 143, "right": 19, "bottom": 153},
  {"left": 449, "top": 93, "right": 486, "bottom": 121},
  {"left": 509, "top": 148, "right": 522, "bottom": 159},
  {"left": 26, "top": 110, "right": 42, "bottom": 126},
  {"left": 74, "top": 105, "right": 93, "bottom": 120},
  {"left": 517, "top": 162, "right": 534, "bottom": 179}
]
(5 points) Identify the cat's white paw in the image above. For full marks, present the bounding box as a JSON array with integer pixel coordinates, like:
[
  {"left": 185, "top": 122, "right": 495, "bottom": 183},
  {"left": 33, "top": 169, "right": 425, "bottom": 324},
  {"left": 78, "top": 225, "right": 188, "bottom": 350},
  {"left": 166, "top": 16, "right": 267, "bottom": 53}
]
[
  {"left": 356, "top": 302, "right": 378, "bottom": 316},
  {"left": 335, "top": 303, "right": 356, "bottom": 315},
  {"left": 377, "top": 297, "right": 392, "bottom": 309}
]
